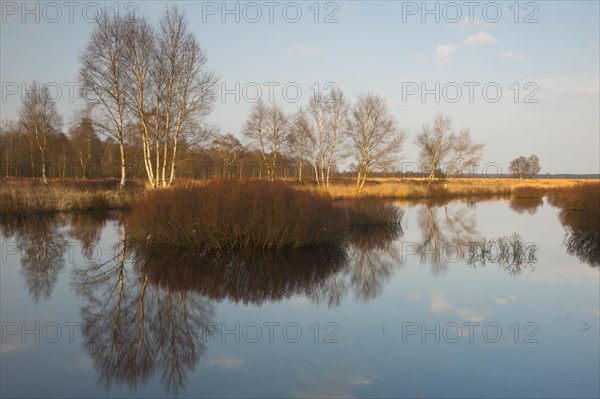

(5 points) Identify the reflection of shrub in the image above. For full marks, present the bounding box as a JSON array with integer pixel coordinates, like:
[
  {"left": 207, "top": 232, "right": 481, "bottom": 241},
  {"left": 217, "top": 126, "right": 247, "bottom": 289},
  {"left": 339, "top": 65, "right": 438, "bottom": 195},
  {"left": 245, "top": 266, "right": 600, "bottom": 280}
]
[
  {"left": 132, "top": 243, "right": 348, "bottom": 305},
  {"left": 509, "top": 197, "right": 543, "bottom": 214},
  {"left": 564, "top": 232, "right": 600, "bottom": 268},
  {"left": 342, "top": 197, "right": 404, "bottom": 229},
  {"left": 511, "top": 186, "right": 547, "bottom": 199},
  {"left": 127, "top": 180, "right": 350, "bottom": 250},
  {"left": 347, "top": 224, "right": 403, "bottom": 251},
  {"left": 549, "top": 183, "right": 600, "bottom": 267}
]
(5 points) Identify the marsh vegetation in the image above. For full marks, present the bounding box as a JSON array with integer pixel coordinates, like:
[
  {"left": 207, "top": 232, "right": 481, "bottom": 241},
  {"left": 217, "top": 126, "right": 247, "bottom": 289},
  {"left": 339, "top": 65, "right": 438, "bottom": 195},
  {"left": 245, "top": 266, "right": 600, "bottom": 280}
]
[{"left": 126, "top": 180, "right": 402, "bottom": 250}]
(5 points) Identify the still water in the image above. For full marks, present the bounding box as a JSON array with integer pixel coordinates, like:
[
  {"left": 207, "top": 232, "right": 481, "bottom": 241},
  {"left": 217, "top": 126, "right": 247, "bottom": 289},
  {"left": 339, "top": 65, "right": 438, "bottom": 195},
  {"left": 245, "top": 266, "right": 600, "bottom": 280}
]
[{"left": 1, "top": 200, "right": 598, "bottom": 398}]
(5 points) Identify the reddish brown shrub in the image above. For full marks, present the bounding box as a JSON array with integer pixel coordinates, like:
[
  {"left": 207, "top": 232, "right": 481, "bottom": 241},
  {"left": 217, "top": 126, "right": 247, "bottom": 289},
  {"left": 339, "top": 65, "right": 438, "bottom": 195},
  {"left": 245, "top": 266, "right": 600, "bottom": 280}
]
[{"left": 126, "top": 180, "right": 349, "bottom": 250}]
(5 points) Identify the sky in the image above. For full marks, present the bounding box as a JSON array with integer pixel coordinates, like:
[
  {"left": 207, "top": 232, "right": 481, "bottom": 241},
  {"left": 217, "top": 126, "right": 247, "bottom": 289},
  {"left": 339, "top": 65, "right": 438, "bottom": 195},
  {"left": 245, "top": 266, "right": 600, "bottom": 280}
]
[{"left": 1, "top": 0, "right": 599, "bottom": 174}]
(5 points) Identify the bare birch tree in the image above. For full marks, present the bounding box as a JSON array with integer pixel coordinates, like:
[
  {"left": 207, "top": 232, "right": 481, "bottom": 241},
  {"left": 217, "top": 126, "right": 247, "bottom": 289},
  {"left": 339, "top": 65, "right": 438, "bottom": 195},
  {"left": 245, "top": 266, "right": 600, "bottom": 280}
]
[
  {"left": 123, "top": 14, "right": 157, "bottom": 187},
  {"left": 79, "top": 10, "right": 130, "bottom": 187},
  {"left": 287, "top": 108, "right": 312, "bottom": 182},
  {"left": 415, "top": 113, "right": 484, "bottom": 181},
  {"left": 81, "top": 6, "right": 217, "bottom": 189},
  {"left": 19, "top": 81, "right": 62, "bottom": 183},
  {"left": 307, "top": 92, "right": 328, "bottom": 185},
  {"left": 303, "top": 89, "right": 348, "bottom": 186},
  {"left": 242, "top": 100, "right": 287, "bottom": 181},
  {"left": 153, "top": 5, "right": 218, "bottom": 187},
  {"left": 324, "top": 88, "right": 348, "bottom": 186},
  {"left": 346, "top": 93, "right": 406, "bottom": 193}
]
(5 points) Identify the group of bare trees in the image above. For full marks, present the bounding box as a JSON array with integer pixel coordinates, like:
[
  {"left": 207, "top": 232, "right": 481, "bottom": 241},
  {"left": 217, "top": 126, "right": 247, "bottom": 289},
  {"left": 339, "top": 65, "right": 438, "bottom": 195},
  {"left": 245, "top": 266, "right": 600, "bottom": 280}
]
[
  {"left": 243, "top": 94, "right": 485, "bottom": 192},
  {"left": 79, "top": 5, "right": 217, "bottom": 188},
  {"left": 242, "top": 90, "right": 409, "bottom": 192},
  {"left": 4, "top": 5, "right": 491, "bottom": 190},
  {"left": 415, "top": 113, "right": 485, "bottom": 181},
  {"left": 292, "top": 89, "right": 348, "bottom": 187},
  {"left": 509, "top": 154, "right": 541, "bottom": 179},
  {"left": 242, "top": 90, "right": 351, "bottom": 186}
]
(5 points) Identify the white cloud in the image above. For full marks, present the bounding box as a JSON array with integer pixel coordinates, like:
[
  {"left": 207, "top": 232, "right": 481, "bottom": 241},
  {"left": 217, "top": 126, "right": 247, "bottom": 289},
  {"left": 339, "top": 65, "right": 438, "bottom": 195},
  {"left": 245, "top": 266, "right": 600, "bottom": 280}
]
[
  {"left": 412, "top": 53, "right": 426, "bottom": 61},
  {"left": 436, "top": 44, "right": 459, "bottom": 66},
  {"left": 494, "top": 295, "right": 518, "bottom": 305},
  {"left": 501, "top": 51, "right": 525, "bottom": 61},
  {"left": 291, "top": 368, "right": 371, "bottom": 398},
  {"left": 431, "top": 289, "right": 453, "bottom": 312},
  {"left": 283, "top": 44, "right": 324, "bottom": 56},
  {"left": 463, "top": 31, "right": 498, "bottom": 46},
  {"left": 350, "top": 376, "right": 374, "bottom": 386},
  {"left": 206, "top": 358, "right": 244, "bottom": 370},
  {"left": 456, "top": 308, "right": 488, "bottom": 322},
  {"left": 431, "top": 290, "right": 488, "bottom": 322}
]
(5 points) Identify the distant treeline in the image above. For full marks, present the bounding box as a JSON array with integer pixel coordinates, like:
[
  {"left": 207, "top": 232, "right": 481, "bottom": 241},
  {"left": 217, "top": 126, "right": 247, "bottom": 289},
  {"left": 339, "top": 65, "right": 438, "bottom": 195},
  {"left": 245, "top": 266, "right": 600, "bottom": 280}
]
[{"left": 0, "top": 119, "right": 309, "bottom": 181}]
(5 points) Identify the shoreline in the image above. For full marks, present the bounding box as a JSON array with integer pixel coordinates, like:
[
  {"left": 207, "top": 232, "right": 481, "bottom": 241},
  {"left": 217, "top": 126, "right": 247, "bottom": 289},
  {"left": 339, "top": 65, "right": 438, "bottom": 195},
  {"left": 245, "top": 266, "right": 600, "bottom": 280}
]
[{"left": 1, "top": 177, "right": 597, "bottom": 217}]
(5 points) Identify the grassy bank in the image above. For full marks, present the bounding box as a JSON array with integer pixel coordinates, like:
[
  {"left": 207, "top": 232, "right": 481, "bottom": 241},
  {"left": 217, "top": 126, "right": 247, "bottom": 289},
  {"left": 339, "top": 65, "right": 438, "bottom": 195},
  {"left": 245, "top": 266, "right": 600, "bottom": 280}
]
[
  {"left": 1, "top": 176, "right": 597, "bottom": 217},
  {"left": 0, "top": 178, "right": 143, "bottom": 216},
  {"left": 2, "top": 177, "right": 596, "bottom": 254},
  {"left": 317, "top": 177, "right": 595, "bottom": 201}
]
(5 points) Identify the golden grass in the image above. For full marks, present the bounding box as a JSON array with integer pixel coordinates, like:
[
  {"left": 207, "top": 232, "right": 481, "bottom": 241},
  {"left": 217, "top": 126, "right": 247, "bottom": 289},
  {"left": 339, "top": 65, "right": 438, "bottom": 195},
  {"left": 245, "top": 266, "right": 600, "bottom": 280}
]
[
  {"left": 0, "top": 176, "right": 597, "bottom": 216},
  {"left": 0, "top": 178, "right": 143, "bottom": 216},
  {"left": 315, "top": 177, "right": 596, "bottom": 201}
]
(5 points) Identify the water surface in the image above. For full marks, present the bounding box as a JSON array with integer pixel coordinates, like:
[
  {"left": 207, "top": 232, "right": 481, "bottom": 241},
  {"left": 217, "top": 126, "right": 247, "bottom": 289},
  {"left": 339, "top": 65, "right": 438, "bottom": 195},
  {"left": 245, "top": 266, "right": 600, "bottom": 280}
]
[{"left": 1, "top": 200, "right": 598, "bottom": 398}]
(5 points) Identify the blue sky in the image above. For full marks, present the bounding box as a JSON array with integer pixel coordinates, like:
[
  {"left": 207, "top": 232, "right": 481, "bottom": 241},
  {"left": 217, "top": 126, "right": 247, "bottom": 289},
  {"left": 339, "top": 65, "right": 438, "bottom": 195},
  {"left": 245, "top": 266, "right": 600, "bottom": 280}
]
[{"left": 1, "top": 1, "right": 599, "bottom": 174}]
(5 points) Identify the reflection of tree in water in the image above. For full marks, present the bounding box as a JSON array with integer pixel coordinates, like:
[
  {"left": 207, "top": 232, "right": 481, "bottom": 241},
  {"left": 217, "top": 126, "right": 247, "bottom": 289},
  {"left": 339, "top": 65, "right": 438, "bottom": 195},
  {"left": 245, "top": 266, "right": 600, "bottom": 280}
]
[
  {"left": 73, "top": 225, "right": 215, "bottom": 395},
  {"left": 1, "top": 216, "right": 67, "bottom": 303},
  {"left": 66, "top": 213, "right": 111, "bottom": 259},
  {"left": 416, "top": 203, "right": 478, "bottom": 275},
  {"left": 347, "top": 227, "right": 402, "bottom": 303},
  {"left": 564, "top": 232, "right": 599, "bottom": 267},
  {"left": 0, "top": 213, "right": 115, "bottom": 303},
  {"left": 558, "top": 196, "right": 600, "bottom": 268},
  {"left": 466, "top": 233, "right": 538, "bottom": 276},
  {"left": 509, "top": 197, "right": 544, "bottom": 215},
  {"left": 412, "top": 202, "right": 540, "bottom": 276},
  {"left": 309, "top": 266, "right": 350, "bottom": 307},
  {"left": 308, "top": 225, "right": 404, "bottom": 306},
  {"left": 71, "top": 215, "right": 405, "bottom": 394}
]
